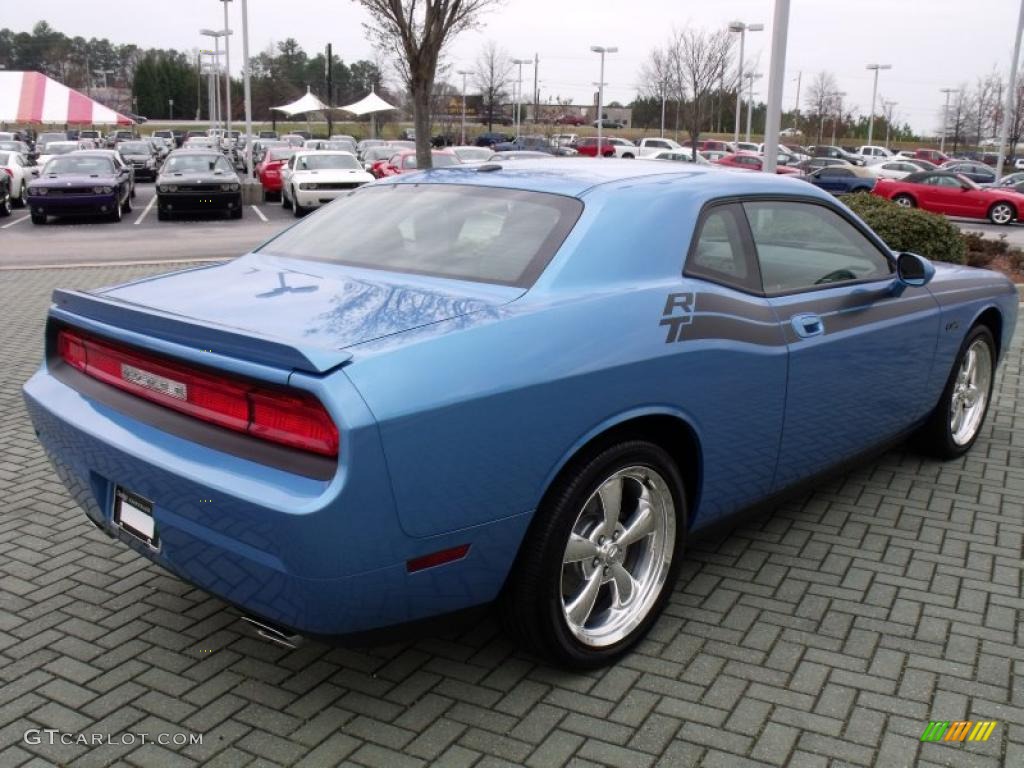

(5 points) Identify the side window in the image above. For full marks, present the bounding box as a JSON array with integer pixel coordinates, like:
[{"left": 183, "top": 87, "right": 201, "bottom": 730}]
[
  {"left": 744, "top": 201, "right": 892, "bottom": 294},
  {"left": 685, "top": 205, "right": 756, "bottom": 291}
]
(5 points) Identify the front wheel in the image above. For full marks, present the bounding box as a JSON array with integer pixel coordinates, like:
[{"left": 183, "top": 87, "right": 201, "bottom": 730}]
[
  {"left": 110, "top": 198, "right": 123, "bottom": 222},
  {"left": 31, "top": 211, "right": 45, "bottom": 225},
  {"left": 0, "top": 192, "right": 11, "bottom": 217},
  {"left": 988, "top": 202, "right": 1015, "bottom": 225},
  {"left": 122, "top": 192, "right": 132, "bottom": 214},
  {"left": 503, "top": 440, "right": 685, "bottom": 668},
  {"left": 914, "top": 325, "right": 996, "bottom": 459},
  {"left": 893, "top": 194, "right": 915, "bottom": 208},
  {"left": 14, "top": 182, "right": 26, "bottom": 208}
]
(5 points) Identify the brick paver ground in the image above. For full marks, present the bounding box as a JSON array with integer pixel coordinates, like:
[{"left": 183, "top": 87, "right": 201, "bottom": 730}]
[{"left": 1, "top": 264, "right": 1021, "bottom": 768}]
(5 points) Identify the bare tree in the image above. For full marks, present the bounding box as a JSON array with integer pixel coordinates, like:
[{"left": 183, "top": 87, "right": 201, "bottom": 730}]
[
  {"left": 356, "top": 0, "right": 503, "bottom": 168},
  {"left": 664, "top": 28, "right": 732, "bottom": 158},
  {"left": 805, "top": 71, "right": 839, "bottom": 144},
  {"left": 474, "top": 41, "right": 512, "bottom": 131},
  {"left": 971, "top": 72, "right": 999, "bottom": 148}
]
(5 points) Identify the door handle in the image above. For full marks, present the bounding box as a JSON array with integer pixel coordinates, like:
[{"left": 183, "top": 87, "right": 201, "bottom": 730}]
[{"left": 791, "top": 312, "right": 824, "bottom": 339}]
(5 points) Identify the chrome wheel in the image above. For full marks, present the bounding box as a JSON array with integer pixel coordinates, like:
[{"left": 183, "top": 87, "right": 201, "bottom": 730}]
[
  {"left": 894, "top": 195, "right": 914, "bottom": 208},
  {"left": 989, "top": 203, "right": 1014, "bottom": 225},
  {"left": 560, "top": 466, "right": 675, "bottom": 648},
  {"left": 950, "top": 339, "right": 992, "bottom": 446}
]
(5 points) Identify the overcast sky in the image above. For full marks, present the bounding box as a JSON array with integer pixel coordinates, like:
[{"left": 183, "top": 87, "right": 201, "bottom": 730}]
[{"left": 5, "top": 0, "right": 1021, "bottom": 133}]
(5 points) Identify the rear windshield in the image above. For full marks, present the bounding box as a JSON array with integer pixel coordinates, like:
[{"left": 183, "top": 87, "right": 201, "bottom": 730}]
[
  {"left": 296, "top": 154, "right": 360, "bottom": 170},
  {"left": 258, "top": 184, "right": 583, "bottom": 287}
]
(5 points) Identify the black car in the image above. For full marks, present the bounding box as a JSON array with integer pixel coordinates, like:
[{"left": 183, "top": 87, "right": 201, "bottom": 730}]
[
  {"left": 116, "top": 140, "right": 160, "bottom": 181},
  {"left": 940, "top": 161, "right": 996, "bottom": 185},
  {"left": 475, "top": 131, "right": 511, "bottom": 148},
  {"left": 155, "top": 150, "right": 243, "bottom": 221}
]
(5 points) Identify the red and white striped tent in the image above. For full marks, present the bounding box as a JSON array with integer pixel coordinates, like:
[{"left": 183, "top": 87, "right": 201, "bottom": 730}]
[{"left": 0, "top": 71, "right": 133, "bottom": 126}]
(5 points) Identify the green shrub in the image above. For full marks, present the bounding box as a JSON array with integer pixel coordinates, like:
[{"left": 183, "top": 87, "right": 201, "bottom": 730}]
[{"left": 844, "top": 194, "right": 966, "bottom": 265}]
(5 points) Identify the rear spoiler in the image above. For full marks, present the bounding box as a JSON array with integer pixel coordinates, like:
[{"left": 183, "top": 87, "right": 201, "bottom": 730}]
[{"left": 50, "top": 289, "right": 352, "bottom": 374}]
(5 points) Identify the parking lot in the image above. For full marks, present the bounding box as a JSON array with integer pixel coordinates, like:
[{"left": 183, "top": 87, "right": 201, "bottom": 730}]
[
  {"left": 0, "top": 183, "right": 293, "bottom": 268},
  {"left": 1, "top": 258, "right": 1021, "bottom": 766}
]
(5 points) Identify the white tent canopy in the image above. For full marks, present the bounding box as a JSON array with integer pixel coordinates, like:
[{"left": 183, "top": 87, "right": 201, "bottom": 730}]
[
  {"left": 271, "top": 87, "right": 331, "bottom": 117},
  {"left": 336, "top": 91, "right": 397, "bottom": 116}
]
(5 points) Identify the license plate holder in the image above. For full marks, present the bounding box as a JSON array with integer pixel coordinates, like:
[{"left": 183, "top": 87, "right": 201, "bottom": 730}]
[{"left": 113, "top": 486, "right": 159, "bottom": 548}]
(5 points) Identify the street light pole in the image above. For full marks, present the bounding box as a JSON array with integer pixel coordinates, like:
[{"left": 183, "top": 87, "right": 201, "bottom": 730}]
[
  {"left": 590, "top": 46, "right": 617, "bottom": 157},
  {"left": 995, "top": 0, "right": 1024, "bottom": 180},
  {"left": 940, "top": 87, "right": 958, "bottom": 153},
  {"left": 240, "top": 0, "right": 254, "bottom": 181},
  {"left": 728, "top": 21, "right": 764, "bottom": 147},
  {"left": 220, "top": 0, "right": 233, "bottom": 140},
  {"left": 865, "top": 63, "right": 891, "bottom": 148},
  {"left": 744, "top": 72, "right": 762, "bottom": 142},
  {"left": 457, "top": 69, "right": 472, "bottom": 145}
]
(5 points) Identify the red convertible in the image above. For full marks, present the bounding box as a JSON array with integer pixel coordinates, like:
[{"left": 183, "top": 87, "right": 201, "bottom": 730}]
[
  {"left": 256, "top": 147, "right": 297, "bottom": 200},
  {"left": 872, "top": 171, "right": 1024, "bottom": 225}
]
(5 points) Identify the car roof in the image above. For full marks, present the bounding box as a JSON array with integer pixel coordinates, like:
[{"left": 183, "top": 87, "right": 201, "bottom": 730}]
[
  {"left": 167, "top": 149, "right": 225, "bottom": 157},
  {"left": 294, "top": 150, "right": 356, "bottom": 158},
  {"left": 381, "top": 157, "right": 820, "bottom": 199}
]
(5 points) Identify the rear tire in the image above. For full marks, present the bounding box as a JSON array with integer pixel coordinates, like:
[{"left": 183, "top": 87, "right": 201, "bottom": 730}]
[
  {"left": 914, "top": 325, "right": 996, "bottom": 459},
  {"left": 893, "top": 194, "right": 915, "bottom": 208},
  {"left": 503, "top": 440, "right": 686, "bottom": 669}
]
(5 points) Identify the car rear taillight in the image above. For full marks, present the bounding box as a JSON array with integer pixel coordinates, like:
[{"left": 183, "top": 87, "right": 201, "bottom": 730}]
[
  {"left": 56, "top": 328, "right": 339, "bottom": 457},
  {"left": 1, "top": 168, "right": 12, "bottom": 177}
]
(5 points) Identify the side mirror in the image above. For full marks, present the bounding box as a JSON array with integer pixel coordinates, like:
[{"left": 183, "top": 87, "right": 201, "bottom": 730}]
[{"left": 891, "top": 252, "right": 934, "bottom": 295}]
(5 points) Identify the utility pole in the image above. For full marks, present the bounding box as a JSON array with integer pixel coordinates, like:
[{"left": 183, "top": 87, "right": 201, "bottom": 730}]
[
  {"left": 940, "top": 87, "right": 958, "bottom": 153},
  {"left": 220, "top": 0, "right": 233, "bottom": 140},
  {"left": 762, "top": 0, "right": 791, "bottom": 174},
  {"left": 533, "top": 53, "right": 539, "bottom": 126},
  {"left": 457, "top": 69, "right": 472, "bottom": 144},
  {"left": 831, "top": 91, "right": 846, "bottom": 146},
  {"left": 792, "top": 71, "right": 801, "bottom": 129},
  {"left": 326, "top": 43, "right": 333, "bottom": 137},
  {"left": 729, "top": 21, "right": 764, "bottom": 146},
  {"left": 883, "top": 100, "right": 897, "bottom": 148},
  {"left": 744, "top": 72, "right": 762, "bottom": 142},
  {"left": 865, "top": 63, "right": 892, "bottom": 148},
  {"left": 590, "top": 46, "right": 617, "bottom": 156}
]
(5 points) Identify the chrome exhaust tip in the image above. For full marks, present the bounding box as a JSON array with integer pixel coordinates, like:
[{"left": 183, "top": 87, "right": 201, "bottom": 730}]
[{"left": 239, "top": 616, "right": 304, "bottom": 650}]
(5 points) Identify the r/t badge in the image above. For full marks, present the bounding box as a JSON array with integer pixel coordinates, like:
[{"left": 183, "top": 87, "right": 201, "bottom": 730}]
[{"left": 659, "top": 292, "right": 695, "bottom": 343}]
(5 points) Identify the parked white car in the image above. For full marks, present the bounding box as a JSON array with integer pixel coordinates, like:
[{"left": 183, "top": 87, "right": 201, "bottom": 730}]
[
  {"left": 0, "top": 150, "right": 35, "bottom": 207},
  {"left": 631, "top": 137, "right": 686, "bottom": 157},
  {"left": 281, "top": 151, "right": 375, "bottom": 216},
  {"left": 638, "top": 150, "right": 712, "bottom": 165},
  {"left": 605, "top": 137, "right": 640, "bottom": 158},
  {"left": 854, "top": 145, "right": 892, "bottom": 165},
  {"left": 551, "top": 133, "right": 578, "bottom": 147},
  {"left": 36, "top": 140, "right": 84, "bottom": 169},
  {"left": 865, "top": 160, "right": 922, "bottom": 180}
]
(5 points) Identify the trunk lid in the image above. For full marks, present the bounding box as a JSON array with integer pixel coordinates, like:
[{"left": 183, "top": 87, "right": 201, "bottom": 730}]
[{"left": 54, "top": 254, "right": 522, "bottom": 374}]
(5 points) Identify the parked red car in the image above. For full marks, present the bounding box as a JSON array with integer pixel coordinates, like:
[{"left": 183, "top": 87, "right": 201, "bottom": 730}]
[
  {"left": 872, "top": 170, "right": 1024, "bottom": 225},
  {"left": 375, "top": 149, "right": 461, "bottom": 177},
  {"left": 913, "top": 148, "right": 951, "bottom": 165},
  {"left": 698, "top": 140, "right": 731, "bottom": 152},
  {"left": 714, "top": 151, "right": 803, "bottom": 175},
  {"left": 256, "top": 147, "right": 298, "bottom": 199},
  {"left": 574, "top": 137, "right": 616, "bottom": 158},
  {"left": 554, "top": 114, "right": 586, "bottom": 126}
]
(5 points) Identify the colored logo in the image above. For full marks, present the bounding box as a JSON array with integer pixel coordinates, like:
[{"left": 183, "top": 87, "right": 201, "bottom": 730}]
[{"left": 920, "top": 721, "right": 997, "bottom": 743}]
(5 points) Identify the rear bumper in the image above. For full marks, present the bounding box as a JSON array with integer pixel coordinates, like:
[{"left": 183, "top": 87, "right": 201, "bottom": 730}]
[
  {"left": 22, "top": 362, "right": 527, "bottom": 637},
  {"left": 260, "top": 175, "right": 283, "bottom": 193}
]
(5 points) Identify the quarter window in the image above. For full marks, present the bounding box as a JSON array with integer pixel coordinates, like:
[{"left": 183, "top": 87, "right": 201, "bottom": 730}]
[
  {"left": 744, "top": 201, "right": 892, "bottom": 293},
  {"left": 685, "top": 205, "right": 755, "bottom": 290}
]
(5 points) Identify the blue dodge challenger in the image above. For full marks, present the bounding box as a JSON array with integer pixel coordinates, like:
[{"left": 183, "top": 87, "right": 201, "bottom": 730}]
[{"left": 23, "top": 160, "right": 1018, "bottom": 667}]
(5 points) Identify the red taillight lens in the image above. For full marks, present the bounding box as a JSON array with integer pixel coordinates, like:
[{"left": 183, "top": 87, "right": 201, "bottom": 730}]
[
  {"left": 1, "top": 168, "right": 12, "bottom": 177},
  {"left": 56, "top": 328, "right": 339, "bottom": 458}
]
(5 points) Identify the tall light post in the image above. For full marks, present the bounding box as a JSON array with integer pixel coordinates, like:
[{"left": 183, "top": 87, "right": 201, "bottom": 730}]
[
  {"left": 940, "top": 87, "right": 958, "bottom": 153},
  {"left": 240, "top": 0, "right": 255, "bottom": 183},
  {"left": 457, "top": 69, "right": 472, "bottom": 145},
  {"left": 512, "top": 58, "right": 532, "bottom": 140},
  {"left": 865, "top": 63, "right": 891, "bottom": 148},
  {"left": 200, "top": 52, "right": 219, "bottom": 127},
  {"left": 660, "top": 76, "right": 668, "bottom": 137},
  {"left": 831, "top": 91, "right": 847, "bottom": 146},
  {"left": 996, "top": 0, "right": 1024, "bottom": 179},
  {"left": 168, "top": 98, "right": 174, "bottom": 120},
  {"left": 728, "top": 21, "right": 764, "bottom": 147},
  {"left": 744, "top": 72, "right": 762, "bottom": 142},
  {"left": 791, "top": 71, "right": 801, "bottom": 131},
  {"left": 590, "top": 45, "right": 617, "bottom": 157},
  {"left": 218, "top": 0, "right": 234, "bottom": 140},
  {"left": 883, "top": 100, "right": 897, "bottom": 148},
  {"left": 762, "top": 0, "right": 791, "bottom": 173}
]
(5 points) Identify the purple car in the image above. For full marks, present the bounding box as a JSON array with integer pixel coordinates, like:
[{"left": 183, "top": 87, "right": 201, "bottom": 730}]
[{"left": 28, "top": 153, "right": 132, "bottom": 225}]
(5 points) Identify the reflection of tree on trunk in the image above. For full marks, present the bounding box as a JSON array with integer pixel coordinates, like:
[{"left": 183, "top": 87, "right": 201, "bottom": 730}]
[{"left": 307, "top": 279, "right": 500, "bottom": 343}]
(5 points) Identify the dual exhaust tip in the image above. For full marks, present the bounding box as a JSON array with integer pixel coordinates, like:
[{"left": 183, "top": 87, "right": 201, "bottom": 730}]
[{"left": 239, "top": 615, "right": 304, "bottom": 650}]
